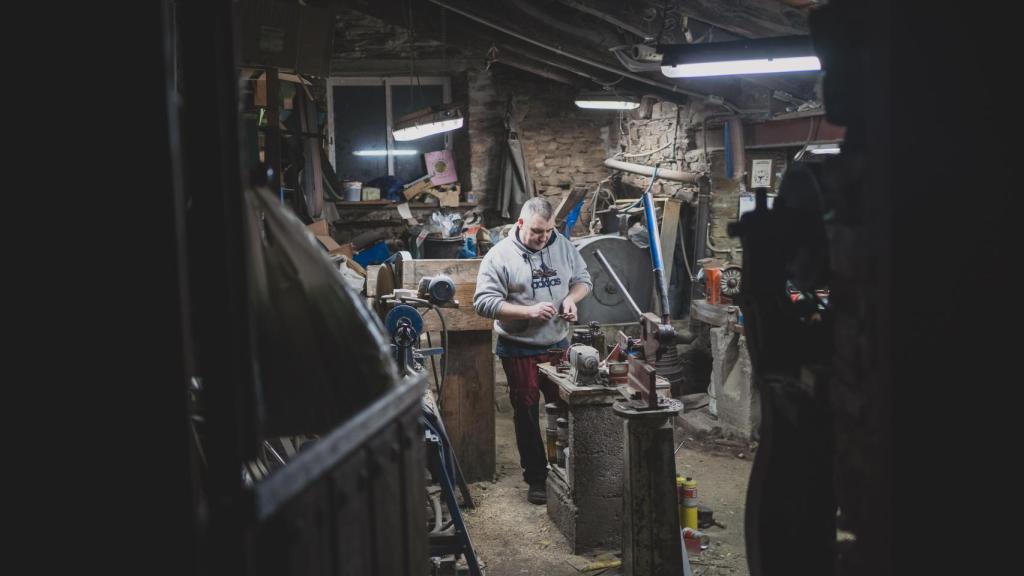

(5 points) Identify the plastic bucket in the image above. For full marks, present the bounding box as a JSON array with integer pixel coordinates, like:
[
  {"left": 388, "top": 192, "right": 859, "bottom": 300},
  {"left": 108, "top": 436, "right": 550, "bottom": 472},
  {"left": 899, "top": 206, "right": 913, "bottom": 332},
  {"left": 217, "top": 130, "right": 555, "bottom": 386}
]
[
  {"left": 422, "top": 234, "right": 465, "bottom": 259},
  {"left": 341, "top": 180, "right": 362, "bottom": 202}
]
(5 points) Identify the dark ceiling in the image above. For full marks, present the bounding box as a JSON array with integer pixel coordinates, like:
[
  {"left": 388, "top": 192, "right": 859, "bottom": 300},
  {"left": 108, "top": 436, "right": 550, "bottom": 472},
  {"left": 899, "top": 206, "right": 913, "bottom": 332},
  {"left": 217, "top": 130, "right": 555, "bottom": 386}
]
[{"left": 329, "top": 0, "right": 823, "bottom": 118}]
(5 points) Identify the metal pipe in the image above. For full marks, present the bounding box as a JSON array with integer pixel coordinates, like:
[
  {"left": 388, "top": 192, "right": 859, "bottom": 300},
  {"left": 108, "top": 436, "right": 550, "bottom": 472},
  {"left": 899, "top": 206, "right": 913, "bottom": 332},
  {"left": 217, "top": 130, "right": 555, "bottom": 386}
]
[
  {"left": 724, "top": 118, "right": 735, "bottom": 178},
  {"left": 688, "top": 180, "right": 712, "bottom": 333},
  {"left": 492, "top": 54, "right": 576, "bottom": 85},
  {"left": 641, "top": 192, "right": 672, "bottom": 323},
  {"left": 426, "top": 0, "right": 740, "bottom": 112},
  {"left": 493, "top": 47, "right": 598, "bottom": 82},
  {"left": 603, "top": 158, "right": 701, "bottom": 183},
  {"left": 557, "top": 0, "right": 655, "bottom": 41},
  {"left": 594, "top": 248, "right": 643, "bottom": 319}
]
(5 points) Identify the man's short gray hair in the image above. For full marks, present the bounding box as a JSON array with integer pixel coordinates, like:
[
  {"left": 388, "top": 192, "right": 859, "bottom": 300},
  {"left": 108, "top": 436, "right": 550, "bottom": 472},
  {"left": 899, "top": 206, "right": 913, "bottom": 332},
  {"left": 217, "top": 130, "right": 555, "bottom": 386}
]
[{"left": 519, "top": 197, "right": 554, "bottom": 221}]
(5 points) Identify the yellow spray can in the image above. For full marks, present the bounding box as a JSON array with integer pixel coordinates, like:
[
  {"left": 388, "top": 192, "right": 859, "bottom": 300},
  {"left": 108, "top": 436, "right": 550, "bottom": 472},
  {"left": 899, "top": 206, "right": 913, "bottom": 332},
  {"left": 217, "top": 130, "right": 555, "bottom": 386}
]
[{"left": 677, "top": 476, "right": 698, "bottom": 530}]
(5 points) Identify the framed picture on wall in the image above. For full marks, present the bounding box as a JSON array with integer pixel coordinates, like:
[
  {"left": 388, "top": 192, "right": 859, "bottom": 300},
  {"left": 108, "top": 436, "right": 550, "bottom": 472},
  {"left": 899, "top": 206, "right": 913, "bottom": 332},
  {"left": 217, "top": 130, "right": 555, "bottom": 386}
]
[{"left": 751, "top": 159, "right": 773, "bottom": 188}]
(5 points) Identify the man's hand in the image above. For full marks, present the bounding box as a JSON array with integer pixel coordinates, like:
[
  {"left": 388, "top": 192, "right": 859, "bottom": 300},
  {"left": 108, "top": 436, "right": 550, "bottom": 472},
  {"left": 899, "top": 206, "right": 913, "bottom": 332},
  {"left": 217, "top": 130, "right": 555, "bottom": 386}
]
[
  {"left": 527, "top": 302, "right": 558, "bottom": 320},
  {"left": 559, "top": 298, "right": 578, "bottom": 322}
]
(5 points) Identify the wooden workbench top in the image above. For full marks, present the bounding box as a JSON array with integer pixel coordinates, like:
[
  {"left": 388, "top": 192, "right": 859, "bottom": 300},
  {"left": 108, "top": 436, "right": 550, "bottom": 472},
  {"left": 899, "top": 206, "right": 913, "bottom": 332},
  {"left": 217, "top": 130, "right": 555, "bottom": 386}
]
[{"left": 538, "top": 362, "right": 670, "bottom": 406}]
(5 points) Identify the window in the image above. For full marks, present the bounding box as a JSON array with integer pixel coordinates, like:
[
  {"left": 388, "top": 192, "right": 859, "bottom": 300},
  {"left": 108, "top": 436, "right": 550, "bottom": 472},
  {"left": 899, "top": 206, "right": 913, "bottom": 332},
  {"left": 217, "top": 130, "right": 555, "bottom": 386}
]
[{"left": 327, "top": 77, "right": 451, "bottom": 184}]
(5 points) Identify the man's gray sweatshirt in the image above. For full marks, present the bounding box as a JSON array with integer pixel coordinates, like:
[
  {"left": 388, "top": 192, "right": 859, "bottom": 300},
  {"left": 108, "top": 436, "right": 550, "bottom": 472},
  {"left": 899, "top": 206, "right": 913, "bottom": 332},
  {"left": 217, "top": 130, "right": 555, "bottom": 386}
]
[{"left": 473, "top": 227, "right": 592, "bottom": 347}]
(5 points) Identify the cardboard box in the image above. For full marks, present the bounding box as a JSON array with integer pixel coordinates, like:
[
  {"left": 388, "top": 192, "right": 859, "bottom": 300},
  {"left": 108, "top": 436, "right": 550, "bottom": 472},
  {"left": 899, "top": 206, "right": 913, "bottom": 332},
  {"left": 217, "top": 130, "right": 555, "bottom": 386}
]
[
  {"left": 338, "top": 254, "right": 366, "bottom": 277},
  {"left": 332, "top": 242, "right": 354, "bottom": 259},
  {"left": 422, "top": 189, "right": 460, "bottom": 207},
  {"left": 307, "top": 220, "right": 329, "bottom": 237},
  {"left": 403, "top": 178, "right": 433, "bottom": 201},
  {"left": 425, "top": 150, "right": 458, "bottom": 185},
  {"left": 315, "top": 234, "right": 341, "bottom": 252}
]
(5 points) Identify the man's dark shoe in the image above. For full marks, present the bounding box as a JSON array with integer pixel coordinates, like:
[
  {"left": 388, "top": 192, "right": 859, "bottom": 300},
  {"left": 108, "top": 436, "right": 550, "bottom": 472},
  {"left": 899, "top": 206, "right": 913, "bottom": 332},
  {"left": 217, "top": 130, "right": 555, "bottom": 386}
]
[{"left": 527, "top": 482, "right": 547, "bottom": 505}]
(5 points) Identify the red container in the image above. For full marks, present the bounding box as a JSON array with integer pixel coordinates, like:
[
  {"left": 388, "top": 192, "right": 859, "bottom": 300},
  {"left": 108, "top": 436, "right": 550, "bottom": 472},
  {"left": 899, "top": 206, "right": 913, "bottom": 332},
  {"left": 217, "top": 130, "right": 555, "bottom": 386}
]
[{"left": 705, "top": 267, "right": 722, "bottom": 305}]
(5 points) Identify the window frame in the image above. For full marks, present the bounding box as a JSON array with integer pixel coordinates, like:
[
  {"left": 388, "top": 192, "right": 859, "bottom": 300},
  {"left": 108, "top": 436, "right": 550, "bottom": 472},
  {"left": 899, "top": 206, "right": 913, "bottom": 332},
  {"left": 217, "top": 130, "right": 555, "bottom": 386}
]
[{"left": 326, "top": 76, "right": 452, "bottom": 177}]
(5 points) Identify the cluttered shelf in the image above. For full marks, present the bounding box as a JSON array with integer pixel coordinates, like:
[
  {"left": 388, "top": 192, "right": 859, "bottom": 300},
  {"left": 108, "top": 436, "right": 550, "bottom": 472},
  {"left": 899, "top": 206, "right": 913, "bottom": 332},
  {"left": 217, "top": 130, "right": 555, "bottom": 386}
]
[{"left": 333, "top": 201, "right": 479, "bottom": 209}]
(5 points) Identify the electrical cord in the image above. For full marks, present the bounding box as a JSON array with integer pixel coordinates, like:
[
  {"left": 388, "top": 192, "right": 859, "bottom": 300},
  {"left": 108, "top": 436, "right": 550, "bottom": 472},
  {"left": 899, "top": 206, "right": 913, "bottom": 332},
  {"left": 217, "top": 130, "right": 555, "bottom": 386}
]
[
  {"left": 618, "top": 163, "right": 662, "bottom": 213},
  {"left": 432, "top": 304, "right": 448, "bottom": 406},
  {"left": 389, "top": 294, "right": 449, "bottom": 408},
  {"left": 425, "top": 331, "right": 441, "bottom": 397},
  {"left": 406, "top": 299, "right": 447, "bottom": 409}
]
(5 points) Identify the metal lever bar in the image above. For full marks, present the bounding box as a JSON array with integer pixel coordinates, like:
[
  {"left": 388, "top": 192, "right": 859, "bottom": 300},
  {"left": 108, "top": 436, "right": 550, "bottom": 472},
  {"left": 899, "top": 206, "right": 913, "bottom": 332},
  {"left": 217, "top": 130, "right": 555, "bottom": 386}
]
[
  {"left": 594, "top": 248, "right": 643, "bottom": 318},
  {"left": 641, "top": 191, "right": 672, "bottom": 324}
]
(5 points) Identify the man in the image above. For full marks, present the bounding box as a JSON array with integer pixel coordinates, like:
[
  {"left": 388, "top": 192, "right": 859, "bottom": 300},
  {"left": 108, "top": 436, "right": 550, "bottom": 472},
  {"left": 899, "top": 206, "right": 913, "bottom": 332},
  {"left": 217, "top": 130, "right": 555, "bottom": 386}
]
[{"left": 474, "top": 197, "right": 592, "bottom": 504}]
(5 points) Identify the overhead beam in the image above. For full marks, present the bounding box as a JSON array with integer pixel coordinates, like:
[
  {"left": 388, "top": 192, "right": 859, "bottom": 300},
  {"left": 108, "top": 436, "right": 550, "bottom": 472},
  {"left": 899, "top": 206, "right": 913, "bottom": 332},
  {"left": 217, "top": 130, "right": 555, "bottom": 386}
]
[
  {"left": 426, "top": 0, "right": 742, "bottom": 112},
  {"left": 561, "top": 0, "right": 808, "bottom": 40},
  {"left": 507, "top": 0, "right": 624, "bottom": 48},
  {"left": 329, "top": 58, "right": 475, "bottom": 76},
  {"left": 557, "top": 0, "right": 655, "bottom": 41}
]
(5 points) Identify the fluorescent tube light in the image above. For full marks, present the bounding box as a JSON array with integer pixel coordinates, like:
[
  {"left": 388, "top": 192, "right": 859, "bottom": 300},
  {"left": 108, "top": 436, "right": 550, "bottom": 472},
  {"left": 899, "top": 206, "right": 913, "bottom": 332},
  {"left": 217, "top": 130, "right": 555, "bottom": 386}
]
[
  {"left": 662, "top": 56, "right": 820, "bottom": 78},
  {"left": 575, "top": 90, "right": 640, "bottom": 110},
  {"left": 392, "top": 105, "right": 464, "bottom": 142},
  {"left": 659, "top": 36, "right": 820, "bottom": 78},
  {"left": 809, "top": 145, "right": 840, "bottom": 155},
  {"left": 794, "top": 142, "right": 842, "bottom": 161}
]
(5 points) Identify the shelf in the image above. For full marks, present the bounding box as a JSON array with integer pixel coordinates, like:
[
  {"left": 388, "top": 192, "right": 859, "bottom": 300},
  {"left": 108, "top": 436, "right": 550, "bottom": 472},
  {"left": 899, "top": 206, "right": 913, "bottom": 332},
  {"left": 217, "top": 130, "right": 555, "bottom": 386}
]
[{"left": 333, "top": 201, "right": 478, "bottom": 209}]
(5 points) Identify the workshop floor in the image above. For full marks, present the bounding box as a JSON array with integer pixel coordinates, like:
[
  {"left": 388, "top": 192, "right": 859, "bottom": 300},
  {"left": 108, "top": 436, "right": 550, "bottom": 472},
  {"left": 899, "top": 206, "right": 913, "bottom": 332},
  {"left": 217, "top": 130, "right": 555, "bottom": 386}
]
[{"left": 461, "top": 388, "right": 754, "bottom": 576}]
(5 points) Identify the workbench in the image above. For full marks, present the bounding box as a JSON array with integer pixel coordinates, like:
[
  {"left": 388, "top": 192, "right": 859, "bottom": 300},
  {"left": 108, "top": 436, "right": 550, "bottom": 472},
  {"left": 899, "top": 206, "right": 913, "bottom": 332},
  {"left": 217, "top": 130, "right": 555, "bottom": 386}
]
[{"left": 397, "top": 257, "right": 495, "bottom": 482}]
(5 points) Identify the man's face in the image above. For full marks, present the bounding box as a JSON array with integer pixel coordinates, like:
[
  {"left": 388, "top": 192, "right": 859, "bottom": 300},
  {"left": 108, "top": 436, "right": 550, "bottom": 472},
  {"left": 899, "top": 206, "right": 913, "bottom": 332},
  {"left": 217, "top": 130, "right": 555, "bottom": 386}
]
[{"left": 519, "top": 213, "right": 556, "bottom": 251}]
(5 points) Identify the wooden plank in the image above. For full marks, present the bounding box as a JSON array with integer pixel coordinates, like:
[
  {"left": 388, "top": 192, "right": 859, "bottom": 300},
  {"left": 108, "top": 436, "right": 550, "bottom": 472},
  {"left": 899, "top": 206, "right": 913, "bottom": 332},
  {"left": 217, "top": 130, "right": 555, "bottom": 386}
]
[
  {"left": 399, "top": 258, "right": 483, "bottom": 285},
  {"left": 423, "top": 308, "right": 491, "bottom": 332},
  {"left": 439, "top": 331, "right": 495, "bottom": 482},
  {"left": 332, "top": 451, "right": 372, "bottom": 576},
  {"left": 334, "top": 201, "right": 479, "bottom": 208},
  {"left": 365, "top": 265, "right": 382, "bottom": 298},
  {"left": 660, "top": 198, "right": 683, "bottom": 286},
  {"left": 397, "top": 257, "right": 494, "bottom": 332},
  {"left": 368, "top": 428, "right": 402, "bottom": 576},
  {"left": 398, "top": 407, "right": 428, "bottom": 576},
  {"left": 553, "top": 186, "right": 589, "bottom": 227},
  {"left": 399, "top": 260, "right": 492, "bottom": 331}
]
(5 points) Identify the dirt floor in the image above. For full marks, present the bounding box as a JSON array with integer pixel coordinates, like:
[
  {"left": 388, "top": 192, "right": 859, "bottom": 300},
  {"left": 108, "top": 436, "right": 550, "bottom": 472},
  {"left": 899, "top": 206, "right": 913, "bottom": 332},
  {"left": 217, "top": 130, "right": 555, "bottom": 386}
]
[{"left": 460, "top": 400, "right": 754, "bottom": 576}]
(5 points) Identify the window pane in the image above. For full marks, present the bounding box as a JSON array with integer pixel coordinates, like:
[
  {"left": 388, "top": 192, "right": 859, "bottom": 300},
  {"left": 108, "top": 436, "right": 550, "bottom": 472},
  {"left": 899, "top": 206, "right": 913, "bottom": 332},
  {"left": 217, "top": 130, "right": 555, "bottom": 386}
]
[
  {"left": 333, "top": 85, "right": 387, "bottom": 184},
  {"left": 391, "top": 84, "right": 446, "bottom": 184}
]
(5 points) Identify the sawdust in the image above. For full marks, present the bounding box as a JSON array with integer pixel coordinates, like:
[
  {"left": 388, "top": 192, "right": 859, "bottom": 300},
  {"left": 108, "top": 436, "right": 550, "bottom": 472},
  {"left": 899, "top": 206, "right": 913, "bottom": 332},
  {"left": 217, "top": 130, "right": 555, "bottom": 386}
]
[{"left": 462, "top": 404, "right": 752, "bottom": 576}]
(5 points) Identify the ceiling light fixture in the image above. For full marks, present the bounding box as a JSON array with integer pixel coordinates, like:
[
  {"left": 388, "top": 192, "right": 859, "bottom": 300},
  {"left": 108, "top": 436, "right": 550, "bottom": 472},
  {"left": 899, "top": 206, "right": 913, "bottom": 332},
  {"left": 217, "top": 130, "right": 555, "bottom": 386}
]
[
  {"left": 794, "top": 142, "right": 841, "bottom": 161},
  {"left": 574, "top": 90, "right": 640, "bottom": 110},
  {"left": 659, "top": 35, "right": 820, "bottom": 78},
  {"left": 392, "top": 104, "right": 464, "bottom": 142}
]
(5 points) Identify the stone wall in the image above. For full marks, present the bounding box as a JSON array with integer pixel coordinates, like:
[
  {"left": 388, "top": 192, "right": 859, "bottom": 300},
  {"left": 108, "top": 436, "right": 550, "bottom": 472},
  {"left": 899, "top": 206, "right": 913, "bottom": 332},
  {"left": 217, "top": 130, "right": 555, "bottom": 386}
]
[
  {"left": 466, "top": 65, "right": 616, "bottom": 228},
  {"left": 614, "top": 99, "right": 704, "bottom": 202}
]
